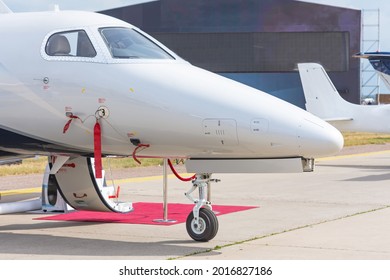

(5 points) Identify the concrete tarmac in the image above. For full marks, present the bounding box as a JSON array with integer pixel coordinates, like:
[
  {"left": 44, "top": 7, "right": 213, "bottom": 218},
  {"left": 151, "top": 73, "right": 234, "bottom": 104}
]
[{"left": 1, "top": 149, "right": 390, "bottom": 260}]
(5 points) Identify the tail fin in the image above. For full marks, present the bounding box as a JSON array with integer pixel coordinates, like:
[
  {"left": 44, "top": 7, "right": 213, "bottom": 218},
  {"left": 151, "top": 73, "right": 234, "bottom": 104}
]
[
  {"left": 298, "top": 63, "right": 353, "bottom": 122},
  {"left": 0, "top": 1, "right": 12, "bottom": 14}
]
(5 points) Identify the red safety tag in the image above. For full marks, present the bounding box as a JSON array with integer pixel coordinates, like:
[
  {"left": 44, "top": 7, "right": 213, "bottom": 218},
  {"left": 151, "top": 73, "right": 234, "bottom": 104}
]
[
  {"left": 94, "top": 121, "right": 102, "bottom": 179},
  {"left": 63, "top": 114, "right": 81, "bottom": 134}
]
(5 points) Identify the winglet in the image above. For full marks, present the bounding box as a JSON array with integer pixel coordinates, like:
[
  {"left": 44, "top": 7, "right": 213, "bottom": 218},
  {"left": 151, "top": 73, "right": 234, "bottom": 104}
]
[
  {"left": 0, "top": 1, "right": 12, "bottom": 14},
  {"left": 354, "top": 52, "right": 390, "bottom": 80},
  {"left": 353, "top": 52, "right": 390, "bottom": 59}
]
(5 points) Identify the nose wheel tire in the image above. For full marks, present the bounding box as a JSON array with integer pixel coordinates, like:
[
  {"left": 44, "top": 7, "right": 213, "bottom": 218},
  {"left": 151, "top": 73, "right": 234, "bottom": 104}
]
[{"left": 186, "top": 207, "right": 219, "bottom": 242}]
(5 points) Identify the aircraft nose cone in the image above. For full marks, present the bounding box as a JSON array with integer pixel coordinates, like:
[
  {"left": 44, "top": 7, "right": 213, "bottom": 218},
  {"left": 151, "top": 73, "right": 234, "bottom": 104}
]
[{"left": 298, "top": 118, "right": 344, "bottom": 158}]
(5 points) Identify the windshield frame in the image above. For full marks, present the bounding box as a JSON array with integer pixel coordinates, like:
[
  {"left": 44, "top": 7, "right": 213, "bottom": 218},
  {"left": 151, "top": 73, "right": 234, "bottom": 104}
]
[
  {"left": 41, "top": 27, "right": 106, "bottom": 63},
  {"left": 99, "top": 27, "right": 175, "bottom": 60}
]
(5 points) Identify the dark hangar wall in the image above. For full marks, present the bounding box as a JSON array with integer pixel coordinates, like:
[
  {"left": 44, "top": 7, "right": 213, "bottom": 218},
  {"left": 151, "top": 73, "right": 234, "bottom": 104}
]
[{"left": 101, "top": 0, "right": 361, "bottom": 107}]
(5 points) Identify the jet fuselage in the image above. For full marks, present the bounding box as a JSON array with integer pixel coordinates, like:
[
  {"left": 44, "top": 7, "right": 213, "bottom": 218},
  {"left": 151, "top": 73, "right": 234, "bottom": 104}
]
[{"left": 0, "top": 11, "right": 343, "bottom": 160}]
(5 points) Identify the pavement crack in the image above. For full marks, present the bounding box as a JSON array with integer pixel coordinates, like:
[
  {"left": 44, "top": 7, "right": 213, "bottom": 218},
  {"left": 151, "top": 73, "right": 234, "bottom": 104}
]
[{"left": 262, "top": 244, "right": 390, "bottom": 255}]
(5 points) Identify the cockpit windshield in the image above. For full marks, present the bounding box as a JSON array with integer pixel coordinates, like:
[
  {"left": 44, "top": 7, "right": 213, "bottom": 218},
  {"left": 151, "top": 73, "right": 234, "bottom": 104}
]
[{"left": 100, "top": 27, "right": 174, "bottom": 60}]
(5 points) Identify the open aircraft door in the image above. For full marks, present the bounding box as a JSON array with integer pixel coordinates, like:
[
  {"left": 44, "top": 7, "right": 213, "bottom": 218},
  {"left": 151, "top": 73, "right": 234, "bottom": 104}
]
[{"left": 43, "top": 156, "right": 132, "bottom": 213}]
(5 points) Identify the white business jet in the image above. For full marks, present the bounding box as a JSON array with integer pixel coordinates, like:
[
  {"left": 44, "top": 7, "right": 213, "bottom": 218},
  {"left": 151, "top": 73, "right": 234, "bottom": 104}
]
[
  {"left": 298, "top": 63, "right": 390, "bottom": 134},
  {"left": 0, "top": 2, "right": 343, "bottom": 241}
]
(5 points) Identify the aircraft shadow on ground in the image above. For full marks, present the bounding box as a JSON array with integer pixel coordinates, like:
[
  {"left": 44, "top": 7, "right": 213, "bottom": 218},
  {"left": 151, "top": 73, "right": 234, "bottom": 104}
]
[
  {"left": 317, "top": 164, "right": 390, "bottom": 182},
  {"left": 343, "top": 173, "right": 390, "bottom": 182},
  {"left": 317, "top": 163, "right": 390, "bottom": 171},
  {"left": 0, "top": 221, "right": 217, "bottom": 258}
]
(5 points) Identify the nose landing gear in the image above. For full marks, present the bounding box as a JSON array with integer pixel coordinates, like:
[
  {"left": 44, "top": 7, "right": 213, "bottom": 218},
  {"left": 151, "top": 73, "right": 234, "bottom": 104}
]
[{"left": 185, "top": 174, "right": 219, "bottom": 242}]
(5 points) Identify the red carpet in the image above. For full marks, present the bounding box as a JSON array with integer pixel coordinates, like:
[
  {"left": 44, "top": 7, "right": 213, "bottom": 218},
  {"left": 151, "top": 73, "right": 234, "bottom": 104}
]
[{"left": 35, "top": 202, "right": 257, "bottom": 226}]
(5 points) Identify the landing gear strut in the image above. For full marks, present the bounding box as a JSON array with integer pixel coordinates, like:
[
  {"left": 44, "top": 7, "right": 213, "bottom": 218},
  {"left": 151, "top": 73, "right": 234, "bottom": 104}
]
[{"left": 185, "top": 173, "right": 219, "bottom": 242}]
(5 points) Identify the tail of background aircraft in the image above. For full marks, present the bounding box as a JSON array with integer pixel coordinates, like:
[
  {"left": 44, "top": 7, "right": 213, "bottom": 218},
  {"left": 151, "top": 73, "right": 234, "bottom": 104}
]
[
  {"left": 354, "top": 52, "right": 390, "bottom": 91},
  {"left": 297, "top": 63, "right": 354, "bottom": 122},
  {"left": 0, "top": 1, "right": 12, "bottom": 14}
]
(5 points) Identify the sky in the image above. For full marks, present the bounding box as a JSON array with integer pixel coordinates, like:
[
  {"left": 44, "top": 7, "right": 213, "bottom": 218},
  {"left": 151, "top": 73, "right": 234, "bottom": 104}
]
[{"left": 2, "top": 0, "right": 155, "bottom": 13}]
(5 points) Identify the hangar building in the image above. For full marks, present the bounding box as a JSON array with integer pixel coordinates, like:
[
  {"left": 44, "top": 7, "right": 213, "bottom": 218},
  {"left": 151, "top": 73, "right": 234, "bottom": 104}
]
[{"left": 101, "top": 0, "right": 361, "bottom": 108}]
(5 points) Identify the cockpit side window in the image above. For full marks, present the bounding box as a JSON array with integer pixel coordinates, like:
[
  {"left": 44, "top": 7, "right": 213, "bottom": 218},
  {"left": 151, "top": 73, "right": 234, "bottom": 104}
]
[
  {"left": 46, "top": 30, "right": 97, "bottom": 57},
  {"left": 99, "top": 27, "right": 174, "bottom": 59}
]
